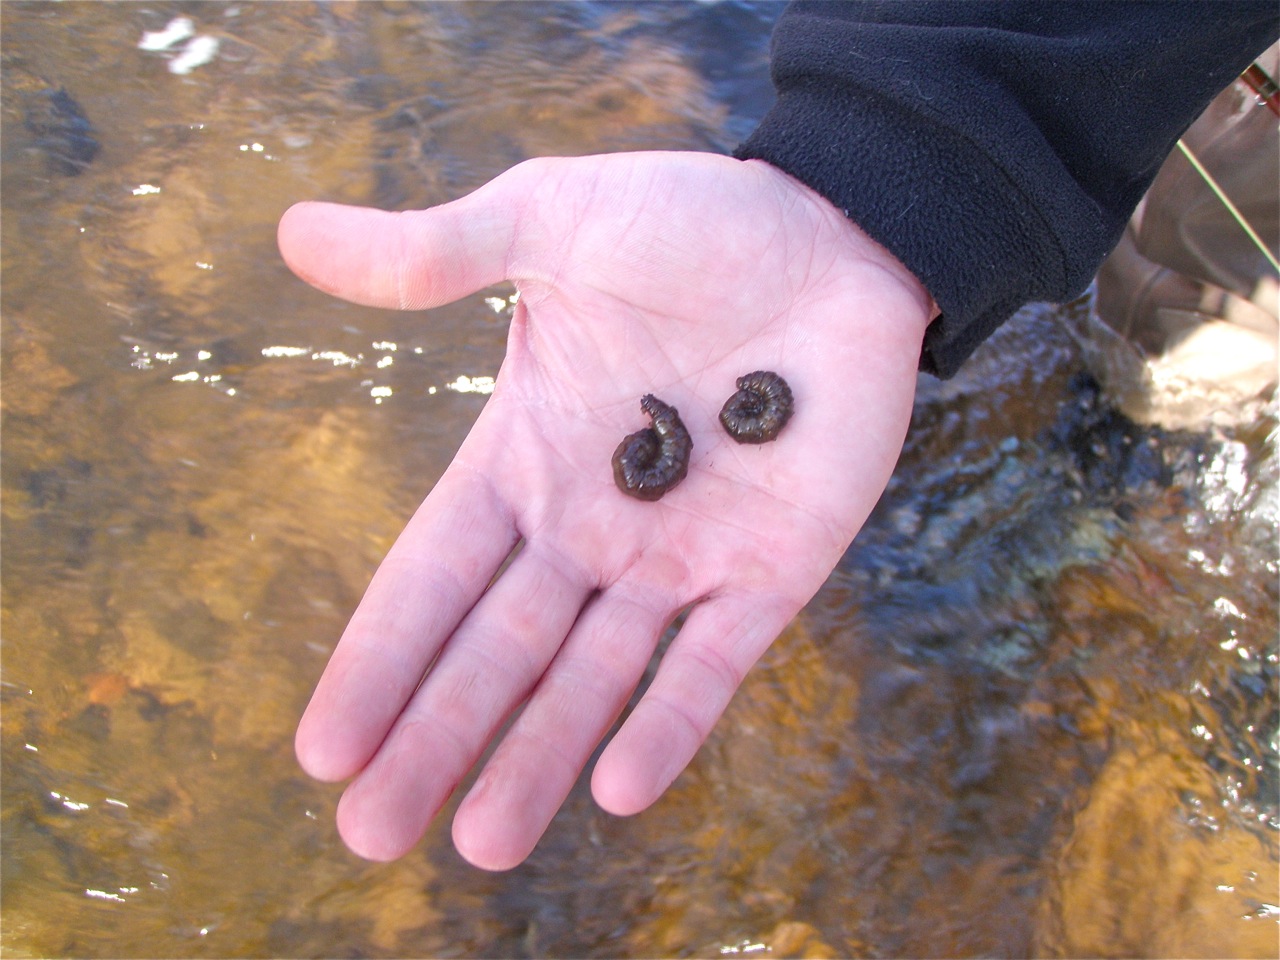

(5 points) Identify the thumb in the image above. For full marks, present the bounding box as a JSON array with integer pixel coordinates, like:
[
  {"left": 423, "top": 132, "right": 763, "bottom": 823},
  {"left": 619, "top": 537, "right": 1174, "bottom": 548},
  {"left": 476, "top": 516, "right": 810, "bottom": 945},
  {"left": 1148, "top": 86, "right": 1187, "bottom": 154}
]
[{"left": 277, "top": 180, "right": 522, "bottom": 311}]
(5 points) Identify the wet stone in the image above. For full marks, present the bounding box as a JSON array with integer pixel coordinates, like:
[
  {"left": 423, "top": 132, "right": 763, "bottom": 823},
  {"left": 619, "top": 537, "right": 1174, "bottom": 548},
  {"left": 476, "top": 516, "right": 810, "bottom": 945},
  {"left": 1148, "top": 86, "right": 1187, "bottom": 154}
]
[{"left": 23, "top": 87, "right": 100, "bottom": 176}]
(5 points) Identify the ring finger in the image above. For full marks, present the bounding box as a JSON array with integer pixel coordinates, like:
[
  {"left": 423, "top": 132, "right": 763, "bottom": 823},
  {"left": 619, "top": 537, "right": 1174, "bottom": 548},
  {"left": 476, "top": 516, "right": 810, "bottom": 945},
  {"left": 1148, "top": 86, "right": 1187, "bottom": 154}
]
[{"left": 450, "top": 587, "right": 674, "bottom": 870}]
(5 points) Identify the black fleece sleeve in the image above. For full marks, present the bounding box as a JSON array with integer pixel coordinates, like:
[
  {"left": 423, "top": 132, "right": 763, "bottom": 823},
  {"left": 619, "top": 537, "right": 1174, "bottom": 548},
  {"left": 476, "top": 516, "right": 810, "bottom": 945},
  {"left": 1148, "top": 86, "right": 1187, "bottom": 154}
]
[{"left": 735, "top": 1, "right": 1279, "bottom": 377}]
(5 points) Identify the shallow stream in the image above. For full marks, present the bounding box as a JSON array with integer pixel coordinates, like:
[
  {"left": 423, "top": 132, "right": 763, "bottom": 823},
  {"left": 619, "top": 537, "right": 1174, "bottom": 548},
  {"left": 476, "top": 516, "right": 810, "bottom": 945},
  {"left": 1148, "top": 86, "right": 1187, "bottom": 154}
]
[{"left": 3, "top": 3, "right": 1276, "bottom": 957}]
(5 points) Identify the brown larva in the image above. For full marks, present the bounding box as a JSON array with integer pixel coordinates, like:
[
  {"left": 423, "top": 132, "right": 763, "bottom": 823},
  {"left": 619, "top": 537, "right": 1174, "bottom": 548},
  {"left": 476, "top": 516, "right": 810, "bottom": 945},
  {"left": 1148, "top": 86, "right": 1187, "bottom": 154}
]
[
  {"left": 719, "top": 370, "right": 793, "bottom": 443},
  {"left": 612, "top": 393, "right": 693, "bottom": 501}
]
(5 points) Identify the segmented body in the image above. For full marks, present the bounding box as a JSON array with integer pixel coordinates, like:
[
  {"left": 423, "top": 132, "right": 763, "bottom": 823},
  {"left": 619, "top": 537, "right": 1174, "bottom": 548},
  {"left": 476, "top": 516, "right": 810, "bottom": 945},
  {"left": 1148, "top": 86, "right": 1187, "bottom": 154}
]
[
  {"left": 719, "top": 370, "right": 793, "bottom": 443},
  {"left": 612, "top": 394, "right": 693, "bottom": 501}
]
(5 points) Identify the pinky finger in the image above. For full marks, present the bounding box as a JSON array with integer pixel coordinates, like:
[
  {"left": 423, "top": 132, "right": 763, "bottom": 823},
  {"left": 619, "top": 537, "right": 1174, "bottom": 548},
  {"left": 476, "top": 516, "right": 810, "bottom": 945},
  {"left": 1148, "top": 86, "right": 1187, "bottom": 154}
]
[{"left": 590, "top": 595, "right": 797, "bottom": 817}]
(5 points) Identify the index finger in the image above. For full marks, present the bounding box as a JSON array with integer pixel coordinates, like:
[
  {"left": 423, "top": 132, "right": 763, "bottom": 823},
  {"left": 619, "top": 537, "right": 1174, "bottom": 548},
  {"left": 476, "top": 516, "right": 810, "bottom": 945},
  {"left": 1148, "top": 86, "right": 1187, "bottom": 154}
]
[{"left": 295, "top": 466, "right": 518, "bottom": 782}]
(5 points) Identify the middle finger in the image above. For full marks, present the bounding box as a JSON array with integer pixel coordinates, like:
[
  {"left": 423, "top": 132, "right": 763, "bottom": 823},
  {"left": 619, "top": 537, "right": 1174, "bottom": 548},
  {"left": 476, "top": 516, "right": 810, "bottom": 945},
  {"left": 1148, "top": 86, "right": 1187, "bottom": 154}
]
[{"left": 333, "top": 542, "right": 594, "bottom": 861}]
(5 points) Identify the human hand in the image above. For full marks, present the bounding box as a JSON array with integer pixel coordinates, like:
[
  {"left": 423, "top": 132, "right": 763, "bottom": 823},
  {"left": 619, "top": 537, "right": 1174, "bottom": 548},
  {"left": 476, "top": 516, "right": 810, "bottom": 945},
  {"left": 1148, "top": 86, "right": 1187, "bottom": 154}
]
[{"left": 278, "top": 151, "right": 933, "bottom": 870}]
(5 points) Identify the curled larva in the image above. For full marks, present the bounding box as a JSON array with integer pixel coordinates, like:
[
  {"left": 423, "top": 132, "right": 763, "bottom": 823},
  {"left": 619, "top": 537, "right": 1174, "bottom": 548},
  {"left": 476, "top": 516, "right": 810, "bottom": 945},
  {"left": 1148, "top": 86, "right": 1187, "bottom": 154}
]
[
  {"left": 719, "top": 370, "right": 793, "bottom": 443},
  {"left": 612, "top": 393, "right": 693, "bottom": 501}
]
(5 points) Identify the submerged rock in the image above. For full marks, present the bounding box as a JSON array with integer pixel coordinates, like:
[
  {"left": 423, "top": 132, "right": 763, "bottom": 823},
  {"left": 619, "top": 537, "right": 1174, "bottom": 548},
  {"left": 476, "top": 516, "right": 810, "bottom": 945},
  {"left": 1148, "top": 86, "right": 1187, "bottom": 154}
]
[{"left": 23, "top": 86, "right": 100, "bottom": 176}]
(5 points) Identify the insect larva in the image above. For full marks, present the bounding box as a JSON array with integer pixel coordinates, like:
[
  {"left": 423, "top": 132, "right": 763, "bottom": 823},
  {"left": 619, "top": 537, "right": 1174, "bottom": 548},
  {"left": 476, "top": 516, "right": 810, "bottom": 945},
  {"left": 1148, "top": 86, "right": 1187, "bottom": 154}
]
[
  {"left": 612, "top": 393, "right": 693, "bottom": 501},
  {"left": 719, "top": 370, "right": 793, "bottom": 443}
]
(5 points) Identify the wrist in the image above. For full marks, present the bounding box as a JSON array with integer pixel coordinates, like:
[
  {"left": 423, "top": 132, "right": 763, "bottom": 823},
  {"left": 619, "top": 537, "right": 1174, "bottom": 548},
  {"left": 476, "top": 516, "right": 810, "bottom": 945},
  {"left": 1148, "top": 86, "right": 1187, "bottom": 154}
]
[
  {"left": 744, "top": 158, "right": 939, "bottom": 324},
  {"left": 739, "top": 158, "right": 937, "bottom": 375}
]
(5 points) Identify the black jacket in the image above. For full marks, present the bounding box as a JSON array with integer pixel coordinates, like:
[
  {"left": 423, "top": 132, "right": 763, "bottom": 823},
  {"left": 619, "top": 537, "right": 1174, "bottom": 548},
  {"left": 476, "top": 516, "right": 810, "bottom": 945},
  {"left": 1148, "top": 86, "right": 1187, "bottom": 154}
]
[{"left": 735, "top": 1, "right": 1278, "bottom": 376}]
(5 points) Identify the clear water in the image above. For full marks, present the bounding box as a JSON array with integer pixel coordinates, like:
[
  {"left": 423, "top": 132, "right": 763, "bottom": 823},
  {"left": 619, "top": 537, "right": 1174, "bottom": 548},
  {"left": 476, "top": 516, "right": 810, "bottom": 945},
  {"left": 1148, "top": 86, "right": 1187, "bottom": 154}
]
[{"left": 2, "top": 3, "right": 1276, "bottom": 957}]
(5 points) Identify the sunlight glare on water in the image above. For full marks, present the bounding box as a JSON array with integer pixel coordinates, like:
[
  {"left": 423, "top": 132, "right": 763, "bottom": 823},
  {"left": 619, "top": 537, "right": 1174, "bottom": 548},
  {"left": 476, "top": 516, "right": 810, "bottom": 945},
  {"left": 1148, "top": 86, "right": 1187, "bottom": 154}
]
[{"left": 2, "top": 3, "right": 1276, "bottom": 958}]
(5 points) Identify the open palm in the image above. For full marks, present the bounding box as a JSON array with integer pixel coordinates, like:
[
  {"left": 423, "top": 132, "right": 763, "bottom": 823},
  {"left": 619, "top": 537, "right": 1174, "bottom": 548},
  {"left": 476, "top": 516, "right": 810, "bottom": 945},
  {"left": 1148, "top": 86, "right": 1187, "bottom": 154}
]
[{"left": 279, "top": 151, "right": 931, "bottom": 869}]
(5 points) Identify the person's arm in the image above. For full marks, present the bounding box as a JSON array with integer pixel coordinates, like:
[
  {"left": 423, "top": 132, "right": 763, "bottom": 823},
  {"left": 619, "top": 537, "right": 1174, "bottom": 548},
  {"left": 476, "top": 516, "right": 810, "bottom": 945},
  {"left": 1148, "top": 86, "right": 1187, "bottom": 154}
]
[
  {"left": 281, "top": 3, "right": 1277, "bottom": 871},
  {"left": 736, "top": 0, "right": 1279, "bottom": 376}
]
